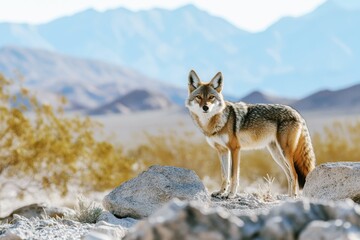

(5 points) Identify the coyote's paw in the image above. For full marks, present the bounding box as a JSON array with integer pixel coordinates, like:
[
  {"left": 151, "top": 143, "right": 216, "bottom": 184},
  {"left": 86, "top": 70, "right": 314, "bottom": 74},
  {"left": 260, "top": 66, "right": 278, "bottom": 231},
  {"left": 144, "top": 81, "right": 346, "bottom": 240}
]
[
  {"left": 211, "top": 190, "right": 233, "bottom": 199},
  {"left": 212, "top": 190, "right": 237, "bottom": 199},
  {"left": 226, "top": 191, "right": 237, "bottom": 199},
  {"left": 211, "top": 191, "right": 223, "bottom": 198}
]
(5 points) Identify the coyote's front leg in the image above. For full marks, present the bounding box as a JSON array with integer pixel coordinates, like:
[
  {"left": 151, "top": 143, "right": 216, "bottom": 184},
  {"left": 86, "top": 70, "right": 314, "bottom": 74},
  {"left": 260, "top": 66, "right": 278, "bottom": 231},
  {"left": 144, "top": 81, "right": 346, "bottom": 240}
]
[
  {"left": 228, "top": 146, "right": 240, "bottom": 198},
  {"left": 211, "top": 145, "right": 231, "bottom": 198}
]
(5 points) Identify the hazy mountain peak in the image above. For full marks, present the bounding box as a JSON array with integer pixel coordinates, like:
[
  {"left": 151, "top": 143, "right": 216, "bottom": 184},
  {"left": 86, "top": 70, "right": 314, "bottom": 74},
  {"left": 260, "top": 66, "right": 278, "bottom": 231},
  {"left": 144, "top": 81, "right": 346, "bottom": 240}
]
[
  {"left": 175, "top": 4, "right": 202, "bottom": 12},
  {"left": 240, "top": 90, "right": 296, "bottom": 105},
  {"left": 330, "top": 0, "right": 360, "bottom": 10}
]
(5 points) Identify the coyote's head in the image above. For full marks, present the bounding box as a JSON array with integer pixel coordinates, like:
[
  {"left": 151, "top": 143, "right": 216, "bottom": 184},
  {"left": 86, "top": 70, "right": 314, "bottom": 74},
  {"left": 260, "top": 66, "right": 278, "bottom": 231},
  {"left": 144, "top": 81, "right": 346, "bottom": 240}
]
[{"left": 185, "top": 70, "right": 226, "bottom": 116}]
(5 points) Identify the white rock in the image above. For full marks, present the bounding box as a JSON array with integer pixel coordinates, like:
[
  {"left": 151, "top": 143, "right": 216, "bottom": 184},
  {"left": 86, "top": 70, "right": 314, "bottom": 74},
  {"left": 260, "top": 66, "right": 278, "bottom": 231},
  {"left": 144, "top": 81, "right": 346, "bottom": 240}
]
[
  {"left": 103, "top": 165, "right": 210, "bottom": 218},
  {"left": 303, "top": 162, "right": 360, "bottom": 202},
  {"left": 81, "top": 232, "right": 112, "bottom": 240},
  {"left": 0, "top": 232, "right": 22, "bottom": 240},
  {"left": 82, "top": 221, "right": 127, "bottom": 240},
  {"left": 299, "top": 220, "right": 360, "bottom": 240},
  {"left": 97, "top": 211, "right": 137, "bottom": 228}
]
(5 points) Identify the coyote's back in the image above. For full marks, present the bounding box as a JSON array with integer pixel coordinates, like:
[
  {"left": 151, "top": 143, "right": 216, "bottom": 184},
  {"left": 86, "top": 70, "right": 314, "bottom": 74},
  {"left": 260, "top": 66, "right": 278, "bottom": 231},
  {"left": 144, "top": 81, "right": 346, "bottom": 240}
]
[{"left": 239, "top": 104, "right": 316, "bottom": 190}]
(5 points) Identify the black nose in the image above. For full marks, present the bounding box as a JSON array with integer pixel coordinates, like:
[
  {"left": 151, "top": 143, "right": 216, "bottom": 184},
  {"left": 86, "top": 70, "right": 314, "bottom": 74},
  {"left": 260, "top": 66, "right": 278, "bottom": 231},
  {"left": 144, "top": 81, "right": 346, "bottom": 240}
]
[{"left": 202, "top": 105, "right": 209, "bottom": 111}]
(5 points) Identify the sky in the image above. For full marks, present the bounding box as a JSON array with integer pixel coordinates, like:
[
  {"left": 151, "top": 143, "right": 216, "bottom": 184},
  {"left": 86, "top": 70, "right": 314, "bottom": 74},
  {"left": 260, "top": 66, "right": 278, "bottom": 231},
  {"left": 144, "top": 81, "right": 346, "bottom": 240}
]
[{"left": 0, "top": 0, "right": 326, "bottom": 32}]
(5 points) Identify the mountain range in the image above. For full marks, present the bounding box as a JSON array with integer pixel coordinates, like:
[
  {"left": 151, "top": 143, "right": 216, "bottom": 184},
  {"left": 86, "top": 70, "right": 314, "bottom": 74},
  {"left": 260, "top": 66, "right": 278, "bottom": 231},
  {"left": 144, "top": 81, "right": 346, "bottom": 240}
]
[
  {"left": 0, "top": 0, "right": 359, "bottom": 98},
  {"left": 1, "top": 46, "right": 359, "bottom": 114},
  {"left": 89, "top": 89, "right": 174, "bottom": 115},
  {"left": 241, "top": 83, "right": 360, "bottom": 113},
  {"left": 0, "top": 46, "right": 184, "bottom": 110}
]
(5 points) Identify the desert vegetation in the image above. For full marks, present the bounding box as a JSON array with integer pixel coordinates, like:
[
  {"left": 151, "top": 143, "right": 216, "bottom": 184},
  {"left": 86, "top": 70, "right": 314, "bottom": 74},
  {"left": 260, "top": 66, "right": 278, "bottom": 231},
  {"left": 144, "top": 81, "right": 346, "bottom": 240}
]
[
  {"left": 1, "top": 74, "right": 360, "bottom": 202},
  {"left": 0, "top": 74, "right": 135, "bottom": 200}
]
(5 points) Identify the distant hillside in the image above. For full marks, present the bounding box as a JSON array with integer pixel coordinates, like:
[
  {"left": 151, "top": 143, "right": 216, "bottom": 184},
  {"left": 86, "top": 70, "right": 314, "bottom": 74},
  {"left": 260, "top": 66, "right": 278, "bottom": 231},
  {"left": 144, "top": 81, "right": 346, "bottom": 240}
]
[
  {"left": 89, "top": 89, "right": 173, "bottom": 115},
  {"left": 238, "top": 84, "right": 360, "bottom": 113},
  {"left": 240, "top": 91, "right": 296, "bottom": 105},
  {"left": 0, "top": 46, "right": 185, "bottom": 110},
  {"left": 0, "top": 1, "right": 359, "bottom": 97},
  {"left": 293, "top": 83, "right": 360, "bottom": 112}
]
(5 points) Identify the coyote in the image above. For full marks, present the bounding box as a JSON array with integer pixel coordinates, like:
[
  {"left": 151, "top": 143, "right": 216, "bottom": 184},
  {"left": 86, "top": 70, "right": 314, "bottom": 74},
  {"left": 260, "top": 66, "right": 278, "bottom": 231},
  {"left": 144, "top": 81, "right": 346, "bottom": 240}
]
[{"left": 185, "top": 70, "right": 316, "bottom": 198}]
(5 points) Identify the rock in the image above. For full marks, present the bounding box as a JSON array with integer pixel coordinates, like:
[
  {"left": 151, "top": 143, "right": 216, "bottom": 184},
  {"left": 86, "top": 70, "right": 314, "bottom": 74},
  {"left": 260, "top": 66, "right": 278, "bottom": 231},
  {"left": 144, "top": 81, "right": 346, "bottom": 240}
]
[
  {"left": 124, "top": 198, "right": 244, "bottom": 240},
  {"left": 82, "top": 221, "right": 127, "bottom": 240},
  {"left": 211, "top": 193, "right": 281, "bottom": 216},
  {"left": 303, "top": 162, "right": 360, "bottom": 202},
  {"left": 253, "top": 199, "right": 360, "bottom": 240},
  {"left": 0, "top": 233, "right": 22, "bottom": 240},
  {"left": 82, "top": 232, "right": 112, "bottom": 240},
  {"left": 0, "top": 203, "right": 75, "bottom": 222},
  {"left": 97, "top": 211, "right": 137, "bottom": 228},
  {"left": 0, "top": 214, "right": 92, "bottom": 240},
  {"left": 0, "top": 215, "right": 34, "bottom": 239},
  {"left": 103, "top": 165, "right": 210, "bottom": 218},
  {"left": 124, "top": 197, "right": 360, "bottom": 240},
  {"left": 299, "top": 220, "right": 360, "bottom": 240}
]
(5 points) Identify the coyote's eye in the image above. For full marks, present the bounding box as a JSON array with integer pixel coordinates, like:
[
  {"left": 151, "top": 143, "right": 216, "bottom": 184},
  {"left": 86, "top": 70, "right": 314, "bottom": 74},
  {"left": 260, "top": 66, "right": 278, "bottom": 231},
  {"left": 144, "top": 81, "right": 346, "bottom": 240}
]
[
  {"left": 208, "top": 95, "right": 215, "bottom": 100},
  {"left": 195, "top": 95, "right": 202, "bottom": 100}
]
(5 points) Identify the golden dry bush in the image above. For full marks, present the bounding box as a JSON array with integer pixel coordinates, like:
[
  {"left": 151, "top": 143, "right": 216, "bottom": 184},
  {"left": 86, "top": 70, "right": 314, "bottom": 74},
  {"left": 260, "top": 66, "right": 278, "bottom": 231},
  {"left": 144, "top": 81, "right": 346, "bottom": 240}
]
[
  {"left": 128, "top": 131, "right": 219, "bottom": 179},
  {"left": 312, "top": 120, "right": 360, "bottom": 164},
  {"left": 128, "top": 131, "right": 286, "bottom": 189},
  {"left": 0, "top": 74, "right": 135, "bottom": 197},
  {"left": 128, "top": 119, "right": 360, "bottom": 191}
]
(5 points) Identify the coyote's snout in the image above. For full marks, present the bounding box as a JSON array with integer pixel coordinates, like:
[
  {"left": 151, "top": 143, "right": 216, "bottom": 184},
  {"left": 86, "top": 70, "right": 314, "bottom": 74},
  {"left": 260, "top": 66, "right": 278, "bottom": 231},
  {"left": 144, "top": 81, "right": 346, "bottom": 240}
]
[{"left": 185, "top": 70, "right": 316, "bottom": 199}]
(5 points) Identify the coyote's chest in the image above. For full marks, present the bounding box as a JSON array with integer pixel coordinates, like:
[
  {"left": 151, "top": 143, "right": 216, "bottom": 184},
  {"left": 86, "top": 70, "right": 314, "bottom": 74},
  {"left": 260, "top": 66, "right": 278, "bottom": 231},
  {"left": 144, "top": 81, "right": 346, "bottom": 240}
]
[
  {"left": 206, "top": 134, "right": 229, "bottom": 148},
  {"left": 191, "top": 112, "right": 228, "bottom": 137}
]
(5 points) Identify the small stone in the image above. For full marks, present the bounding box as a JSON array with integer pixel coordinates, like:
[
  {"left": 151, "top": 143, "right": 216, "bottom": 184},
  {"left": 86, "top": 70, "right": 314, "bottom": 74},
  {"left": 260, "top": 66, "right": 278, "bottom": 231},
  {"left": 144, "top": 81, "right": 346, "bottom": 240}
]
[
  {"left": 97, "top": 211, "right": 137, "bottom": 228},
  {"left": 82, "top": 221, "right": 127, "bottom": 240}
]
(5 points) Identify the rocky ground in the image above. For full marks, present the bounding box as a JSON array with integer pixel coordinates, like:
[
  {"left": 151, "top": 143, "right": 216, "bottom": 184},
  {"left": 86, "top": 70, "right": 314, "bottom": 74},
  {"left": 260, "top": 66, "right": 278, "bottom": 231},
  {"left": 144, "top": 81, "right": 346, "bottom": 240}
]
[{"left": 1, "top": 163, "right": 360, "bottom": 240}]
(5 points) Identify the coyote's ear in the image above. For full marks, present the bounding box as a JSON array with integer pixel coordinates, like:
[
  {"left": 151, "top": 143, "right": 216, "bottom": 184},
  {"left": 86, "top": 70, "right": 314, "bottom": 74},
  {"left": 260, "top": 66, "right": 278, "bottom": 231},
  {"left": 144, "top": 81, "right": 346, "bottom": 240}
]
[
  {"left": 188, "top": 70, "right": 201, "bottom": 92},
  {"left": 210, "top": 72, "right": 223, "bottom": 92}
]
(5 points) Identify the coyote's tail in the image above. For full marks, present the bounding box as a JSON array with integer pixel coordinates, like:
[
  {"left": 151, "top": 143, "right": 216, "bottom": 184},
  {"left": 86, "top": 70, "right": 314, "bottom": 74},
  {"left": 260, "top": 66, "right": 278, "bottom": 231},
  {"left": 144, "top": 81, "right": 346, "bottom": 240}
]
[{"left": 293, "top": 123, "right": 316, "bottom": 188}]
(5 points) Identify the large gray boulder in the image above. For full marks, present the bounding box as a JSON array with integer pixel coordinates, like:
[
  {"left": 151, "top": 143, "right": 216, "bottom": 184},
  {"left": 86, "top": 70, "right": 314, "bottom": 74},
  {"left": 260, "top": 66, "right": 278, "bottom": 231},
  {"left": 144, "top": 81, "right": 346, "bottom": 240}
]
[
  {"left": 103, "top": 165, "right": 210, "bottom": 219},
  {"left": 303, "top": 162, "right": 360, "bottom": 202}
]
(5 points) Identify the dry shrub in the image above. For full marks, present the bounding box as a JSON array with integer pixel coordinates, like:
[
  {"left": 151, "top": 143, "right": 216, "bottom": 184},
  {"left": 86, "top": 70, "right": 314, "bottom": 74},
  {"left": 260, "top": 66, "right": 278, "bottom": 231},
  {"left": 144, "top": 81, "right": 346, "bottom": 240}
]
[
  {"left": 128, "top": 120, "right": 360, "bottom": 192},
  {"left": 69, "top": 196, "right": 103, "bottom": 223},
  {"left": 312, "top": 120, "right": 360, "bottom": 164},
  {"left": 128, "top": 131, "right": 286, "bottom": 190},
  {"left": 0, "top": 74, "right": 135, "bottom": 198},
  {"left": 128, "top": 131, "right": 218, "bottom": 179}
]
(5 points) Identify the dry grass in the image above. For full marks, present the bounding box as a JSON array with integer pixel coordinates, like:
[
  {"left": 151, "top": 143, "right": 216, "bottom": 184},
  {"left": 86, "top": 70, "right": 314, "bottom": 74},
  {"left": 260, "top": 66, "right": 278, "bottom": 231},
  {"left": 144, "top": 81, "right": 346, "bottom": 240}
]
[
  {"left": 68, "top": 196, "right": 103, "bottom": 224},
  {"left": 127, "top": 119, "right": 360, "bottom": 192},
  {"left": 312, "top": 120, "right": 360, "bottom": 164}
]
